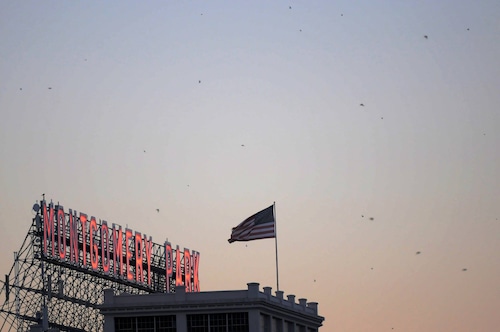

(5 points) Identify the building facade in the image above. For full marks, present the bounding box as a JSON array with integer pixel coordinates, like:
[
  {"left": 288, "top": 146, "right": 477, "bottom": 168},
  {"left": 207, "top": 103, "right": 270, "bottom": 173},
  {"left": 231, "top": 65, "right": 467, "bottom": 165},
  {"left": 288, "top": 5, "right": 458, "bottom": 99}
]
[{"left": 100, "top": 282, "right": 324, "bottom": 332}]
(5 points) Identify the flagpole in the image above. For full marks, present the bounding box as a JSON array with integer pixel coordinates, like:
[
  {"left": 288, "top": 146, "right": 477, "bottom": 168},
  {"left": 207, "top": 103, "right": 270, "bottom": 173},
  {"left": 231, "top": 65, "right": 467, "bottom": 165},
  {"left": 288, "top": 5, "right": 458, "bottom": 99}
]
[{"left": 273, "top": 202, "right": 279, "bottom": 291}]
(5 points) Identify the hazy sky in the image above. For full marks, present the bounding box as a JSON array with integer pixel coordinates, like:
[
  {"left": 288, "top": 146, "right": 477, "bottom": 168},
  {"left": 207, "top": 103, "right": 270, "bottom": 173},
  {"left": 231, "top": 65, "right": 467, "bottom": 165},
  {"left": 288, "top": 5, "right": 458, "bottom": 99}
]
[{"left": 1, "top": 1, "right": 499, "bottom": 331}]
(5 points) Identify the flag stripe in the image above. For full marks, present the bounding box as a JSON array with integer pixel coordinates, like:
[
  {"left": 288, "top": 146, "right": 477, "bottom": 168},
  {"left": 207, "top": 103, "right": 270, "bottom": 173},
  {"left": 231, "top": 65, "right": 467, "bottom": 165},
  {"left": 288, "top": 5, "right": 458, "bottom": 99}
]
[
  {"left": 228, "top": 205, "right": 275, "bottom": 243},
  {"left": 236, "top": 225, "right": 274, "bottom": 237}
]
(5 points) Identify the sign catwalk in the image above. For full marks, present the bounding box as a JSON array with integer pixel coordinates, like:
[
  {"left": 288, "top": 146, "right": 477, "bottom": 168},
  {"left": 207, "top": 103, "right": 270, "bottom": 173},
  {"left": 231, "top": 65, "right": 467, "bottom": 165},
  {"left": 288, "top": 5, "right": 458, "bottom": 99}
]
[{"left": 228, "top": 203, "right": 280, "bottom": 290}]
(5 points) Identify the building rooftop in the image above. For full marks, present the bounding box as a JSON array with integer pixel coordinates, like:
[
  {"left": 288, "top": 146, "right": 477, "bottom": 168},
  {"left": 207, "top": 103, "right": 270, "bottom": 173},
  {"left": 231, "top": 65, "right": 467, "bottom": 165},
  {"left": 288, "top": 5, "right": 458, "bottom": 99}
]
[{"left": 101, "top": 282, "right": 324, "bottom": 328}]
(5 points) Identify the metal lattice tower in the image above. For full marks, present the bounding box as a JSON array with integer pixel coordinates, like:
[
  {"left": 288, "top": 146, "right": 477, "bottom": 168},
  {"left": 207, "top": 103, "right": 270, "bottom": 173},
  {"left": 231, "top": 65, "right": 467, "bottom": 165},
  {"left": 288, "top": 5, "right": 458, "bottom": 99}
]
[{"left": 1, "top": 203, "right": 188, "bottom": 332}]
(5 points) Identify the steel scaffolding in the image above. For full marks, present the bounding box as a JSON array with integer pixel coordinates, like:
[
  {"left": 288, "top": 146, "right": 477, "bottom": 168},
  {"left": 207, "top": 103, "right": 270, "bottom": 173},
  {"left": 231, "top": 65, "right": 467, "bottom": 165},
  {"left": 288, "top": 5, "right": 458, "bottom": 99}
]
[{"left": 1, "top": 205, "right": 185, "bottom": 332}]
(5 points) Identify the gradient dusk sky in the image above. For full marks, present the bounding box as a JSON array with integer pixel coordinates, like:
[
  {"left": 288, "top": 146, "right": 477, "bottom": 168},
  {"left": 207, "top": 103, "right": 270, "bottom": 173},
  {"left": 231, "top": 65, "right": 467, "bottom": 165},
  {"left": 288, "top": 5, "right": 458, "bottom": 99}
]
[{"left": 1, "top": 1, "right": 499, "bottom": 331}]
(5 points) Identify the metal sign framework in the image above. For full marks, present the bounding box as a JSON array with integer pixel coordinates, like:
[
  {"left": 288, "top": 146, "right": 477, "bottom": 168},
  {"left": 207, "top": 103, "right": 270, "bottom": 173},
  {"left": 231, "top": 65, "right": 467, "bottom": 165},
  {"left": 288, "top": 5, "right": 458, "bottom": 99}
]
[{"left": 0, "top": 205, "right": 189, "bottom": 332}]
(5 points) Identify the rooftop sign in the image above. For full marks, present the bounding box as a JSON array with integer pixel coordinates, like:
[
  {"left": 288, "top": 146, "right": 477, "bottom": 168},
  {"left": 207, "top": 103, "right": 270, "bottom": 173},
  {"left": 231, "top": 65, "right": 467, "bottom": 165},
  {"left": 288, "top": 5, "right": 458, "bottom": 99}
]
[{"left": 39, "top": 200, "right": 200, "bottom": 293}]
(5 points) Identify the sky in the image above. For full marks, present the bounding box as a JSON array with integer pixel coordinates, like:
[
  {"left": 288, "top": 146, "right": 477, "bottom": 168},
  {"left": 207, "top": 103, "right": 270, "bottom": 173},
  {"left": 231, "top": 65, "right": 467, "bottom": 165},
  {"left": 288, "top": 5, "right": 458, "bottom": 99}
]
[{"left": 1, "top": 0, "right": 499, "bottom": 331}]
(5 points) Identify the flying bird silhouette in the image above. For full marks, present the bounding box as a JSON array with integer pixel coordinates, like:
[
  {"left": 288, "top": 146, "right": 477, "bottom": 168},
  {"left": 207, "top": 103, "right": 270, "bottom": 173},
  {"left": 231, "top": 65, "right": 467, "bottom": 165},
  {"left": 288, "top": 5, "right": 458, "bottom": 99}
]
[
  {"left": 156, "top": 209, "right": 159, "bottom": 213},
  {"left": 424, "top": 35, "right": 428, "bottom": 39},
  {"left": 360, "top": 103, "right": 364, "bottom": 107},
  {"left": 369, "top": 217, "right": 374, "bottom": 220},
  {"left": 416, "top": 251, "right": 421, "bottom": 255}
]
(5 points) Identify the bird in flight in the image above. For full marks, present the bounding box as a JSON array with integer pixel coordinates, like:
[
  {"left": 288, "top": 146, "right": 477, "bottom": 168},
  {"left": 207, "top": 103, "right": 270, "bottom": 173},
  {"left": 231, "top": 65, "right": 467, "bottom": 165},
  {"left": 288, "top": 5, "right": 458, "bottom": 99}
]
[
  {"left": 416, "top": 251, "right": 421, "bottom": 255},
  {"left": 462, "top": 268, "right": 467, "bottom": 271},
  {"left": 360, "top": 103, "right": 365, "bottom": 107},
  {"left": 424, "top": 35, "right": 428, "bottom": 39},
  {"left": 156, "top": 209, "right": 159, "bottom": 213},
  {"left": 369, "top": 217, "right": 374, "bottom": 220}
]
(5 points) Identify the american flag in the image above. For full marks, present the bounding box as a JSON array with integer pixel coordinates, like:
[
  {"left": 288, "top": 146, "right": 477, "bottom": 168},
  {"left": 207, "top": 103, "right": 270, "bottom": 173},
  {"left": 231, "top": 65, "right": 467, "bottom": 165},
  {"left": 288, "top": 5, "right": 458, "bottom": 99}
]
[{"left": 228, "top": 205, "right": 275, "bottom": 243}]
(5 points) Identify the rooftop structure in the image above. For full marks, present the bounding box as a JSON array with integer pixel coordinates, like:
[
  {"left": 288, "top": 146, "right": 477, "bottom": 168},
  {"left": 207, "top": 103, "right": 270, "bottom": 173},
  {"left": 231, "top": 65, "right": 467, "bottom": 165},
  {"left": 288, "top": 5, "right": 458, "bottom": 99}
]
[{"left": 100, "top": 282, "right": 325, "bottom": 332}]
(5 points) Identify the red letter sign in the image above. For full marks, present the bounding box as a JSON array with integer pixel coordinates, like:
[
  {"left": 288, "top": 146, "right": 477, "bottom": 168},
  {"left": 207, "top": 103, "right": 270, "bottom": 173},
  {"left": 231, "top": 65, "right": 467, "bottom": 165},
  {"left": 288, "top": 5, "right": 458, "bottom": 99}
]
[
  {"left": 80, "top": 213, "right": 88, "bottom": 266},
  {"left": 42, "top": 201, "right": 55, "bottom": 256},
  {"left": 175, "top": 246, "right": 183, "bottom": 287},
  {"left": 165, "top": 242, "right": 173, "bottom": 292},
  {"left": 192, "top": 251, "right": 200, "bottom": 292},
  {"left": 144, "top": 235, "right": 153, "bottom": 285},
  {"left": 125, "top": 229, "right": 133, "bottom": 281},
  {"left": 57, "top": 206, "right": 66, "bottom": 259},
  {"left": 113, "top": 224, "right": 123, "bottom": 277},
  {"left": 184, "top": 248, "right": 191, "bottom": 292},
  {"left": 135, "top": 232, "right": 143, "bottom": 283},
  {"left": 90, "top": 217, "right": 99, "bottom": 270},
  {"left": 69, "top": 210, "right": 79, "bottom": 264},
  {"left": 101, "top": 221, "right": 110, "bottom": 273}
]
